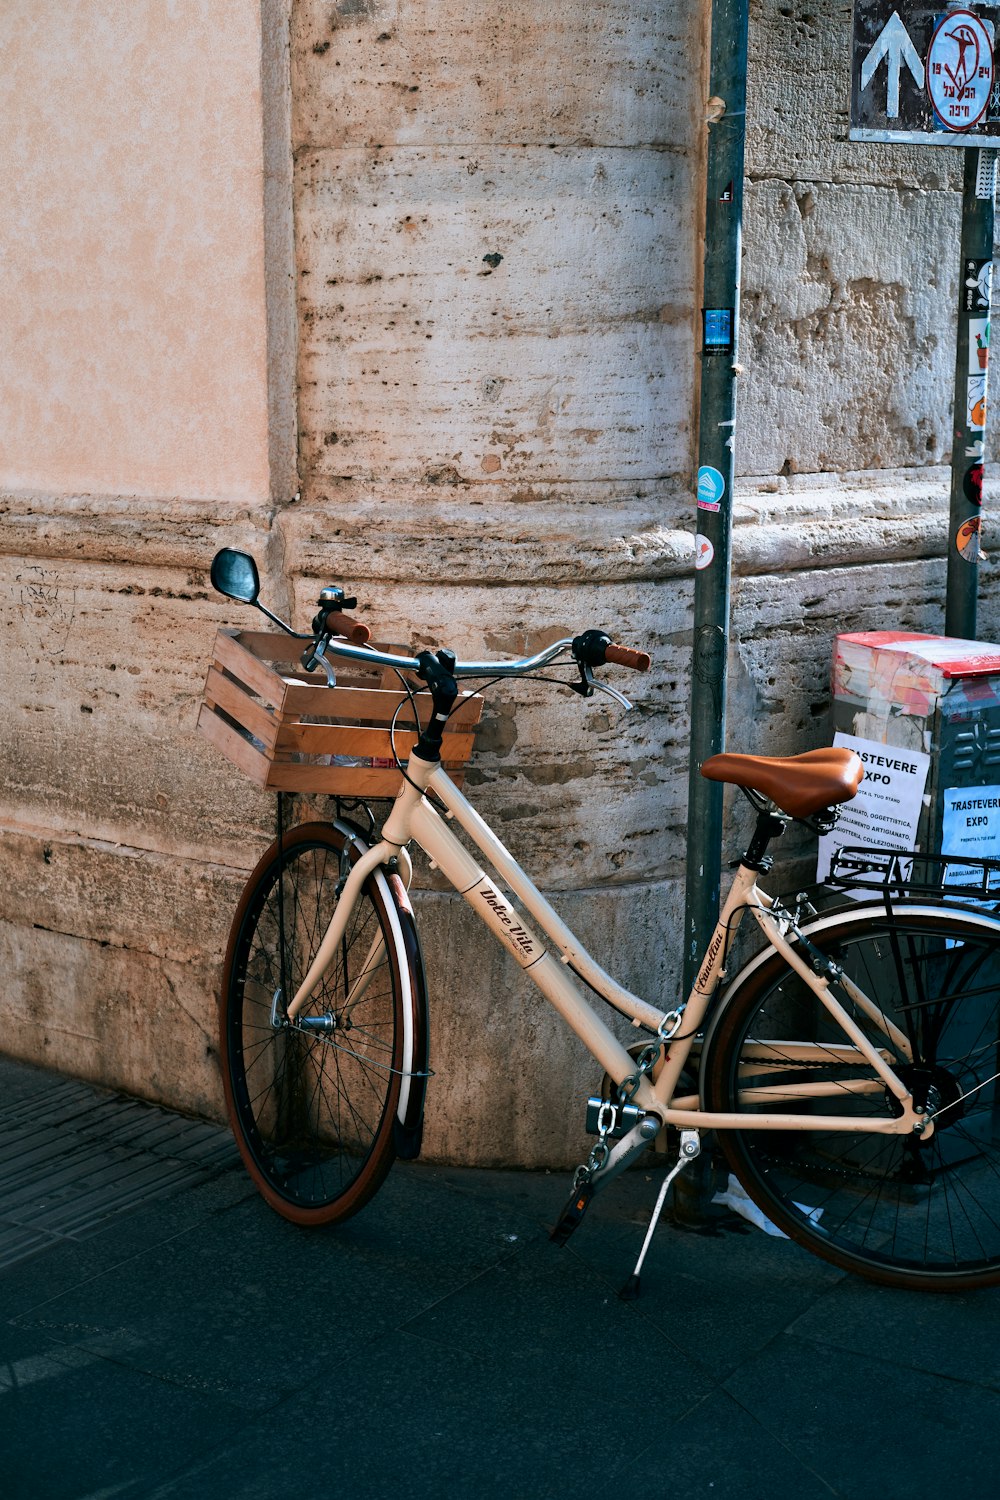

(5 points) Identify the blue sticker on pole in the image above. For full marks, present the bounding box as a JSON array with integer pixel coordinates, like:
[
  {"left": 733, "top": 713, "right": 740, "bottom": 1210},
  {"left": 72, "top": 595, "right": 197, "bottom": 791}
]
[
  {"left": 702, "top": 307, "right": 734, "bottom": 356},
  {"left": 697, "top": 465, "right": 726, "bottom": 511}
]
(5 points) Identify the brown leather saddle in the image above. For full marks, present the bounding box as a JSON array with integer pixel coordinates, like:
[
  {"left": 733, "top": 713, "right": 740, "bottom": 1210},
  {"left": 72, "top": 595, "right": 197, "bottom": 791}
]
[{"left": 700, "top": 748, "right": 864, "bottom": 820}]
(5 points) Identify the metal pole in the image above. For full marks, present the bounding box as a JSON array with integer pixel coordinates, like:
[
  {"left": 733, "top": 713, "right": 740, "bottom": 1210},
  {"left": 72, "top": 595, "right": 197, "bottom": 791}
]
[
  {"left": 675, "top": 0, "right": 749, "bottom": 1227},
  {"left": 683, "top": 0, "right": 749, "bottom": 994},
  {"left": 945, "top": 147, "right": 995, "bottom": 640}
]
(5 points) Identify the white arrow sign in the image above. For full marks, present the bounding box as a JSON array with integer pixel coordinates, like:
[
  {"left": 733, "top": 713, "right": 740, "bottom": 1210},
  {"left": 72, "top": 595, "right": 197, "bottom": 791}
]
[{"left": 861, "top": 10, "right": 925, "bottom": 117}]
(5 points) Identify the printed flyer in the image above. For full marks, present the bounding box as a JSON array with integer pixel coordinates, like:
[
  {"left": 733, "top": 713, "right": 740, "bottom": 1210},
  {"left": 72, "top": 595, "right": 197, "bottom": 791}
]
[
  {"left": 816, "top": 732, "right": 930, "bottom": 893},
  {"left": 941, "top": 785, "right": 1000, "bottom": 885}
]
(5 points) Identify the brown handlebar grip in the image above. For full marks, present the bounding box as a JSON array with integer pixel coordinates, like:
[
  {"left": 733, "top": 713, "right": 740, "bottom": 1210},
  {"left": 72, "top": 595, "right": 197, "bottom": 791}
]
[
  {"left": 605, "top": 643, "right": 651, "bottom": 672},
  {"left": 326, "top": 612, "right": 371, "bottom": 645}
]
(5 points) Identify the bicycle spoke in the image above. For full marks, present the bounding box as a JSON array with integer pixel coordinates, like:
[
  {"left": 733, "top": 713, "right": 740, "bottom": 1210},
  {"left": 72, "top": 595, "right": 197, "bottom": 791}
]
[{"left": 221, "top": 827, "right": 409, "bottom": 1223}]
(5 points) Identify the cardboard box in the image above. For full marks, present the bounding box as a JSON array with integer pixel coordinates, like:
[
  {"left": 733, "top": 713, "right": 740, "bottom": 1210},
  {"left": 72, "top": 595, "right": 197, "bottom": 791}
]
[{"left": 822, "top": 632, "right": 1000, "bottom": 877}]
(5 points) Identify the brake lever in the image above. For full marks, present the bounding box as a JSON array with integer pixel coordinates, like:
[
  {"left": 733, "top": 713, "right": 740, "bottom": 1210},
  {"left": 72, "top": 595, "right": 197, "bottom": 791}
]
[
  {"left": 302, "top": 641, "right": 337, "bottom": 686},
  {"left": 591, "top": 679, "right": 633, "bottom": 712},
  {"left": 567, "top": 657, "right": 632, "bottom": 711}
]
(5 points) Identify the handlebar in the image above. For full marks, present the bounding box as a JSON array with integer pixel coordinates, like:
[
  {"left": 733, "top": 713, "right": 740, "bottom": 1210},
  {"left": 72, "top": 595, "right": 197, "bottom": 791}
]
[
  {"left": 312, "top": 628, "right": 651, "bottom": 681},
  {"left": 207, "top": 547, "right": 651, "bottom": 684},
  {"left": 572, "top": 629, "right": 650, "bottom": 674},
  {"left": 309, "top": 635, "right": 577, "bottom": 679}
]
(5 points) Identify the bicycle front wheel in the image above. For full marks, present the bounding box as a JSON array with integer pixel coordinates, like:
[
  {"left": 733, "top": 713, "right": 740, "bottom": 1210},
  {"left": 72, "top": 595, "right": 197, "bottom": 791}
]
[
  {"left": 703, "top": 904, "right": 1000, "bottom": 1289},
  {"left": 221, "top": 821, "right": 425, "bottom": 1225}
]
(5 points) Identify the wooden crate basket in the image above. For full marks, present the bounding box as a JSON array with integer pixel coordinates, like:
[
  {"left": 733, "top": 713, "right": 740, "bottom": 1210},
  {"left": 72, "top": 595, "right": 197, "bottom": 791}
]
[{"left": 198, "top": 629, "right": 483, "bottom": 796}]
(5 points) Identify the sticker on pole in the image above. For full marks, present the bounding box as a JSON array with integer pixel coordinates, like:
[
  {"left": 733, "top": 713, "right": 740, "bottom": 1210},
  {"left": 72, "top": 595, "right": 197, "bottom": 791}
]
[
  {"left": 851, "top": 2, "right": 1000, "bottom": 146},
  {"left": 965, "top": 461, "right": 985, "bottom": 504},
  {"left": 967, "top": 373, "right": 988, "bottom": 428},
  {"left": 927, "top": 10, "right": 993, "bottom": 130},
  {"left": 965, "top": 257, "right": 993, "bottom": 311},
  {"left": 702, "top": 308, "right": 734, "bottom": 357},
  {"left": 695, "top": 534, "right": 714, "bottom": 570},
  {"left": 957, "top": 514, "right": 984, "bottom": 560},
  {"left": 697, "top": 466, "right": 726, "bottom": 511}
]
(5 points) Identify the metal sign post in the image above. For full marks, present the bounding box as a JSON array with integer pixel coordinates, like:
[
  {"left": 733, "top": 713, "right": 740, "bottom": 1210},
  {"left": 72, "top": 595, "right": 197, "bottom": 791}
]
[
  {"left": 683, "top": 0, "right": 749, "bottom": 990},
  {"left": 679, "top": 0, "right": 750, "bottom": 1225},
  {"left": 850, "top": 1, "right": 996, "bottom": 636},
  {"left": 946, "top": 148, "right": 995, "bottom": 638}
]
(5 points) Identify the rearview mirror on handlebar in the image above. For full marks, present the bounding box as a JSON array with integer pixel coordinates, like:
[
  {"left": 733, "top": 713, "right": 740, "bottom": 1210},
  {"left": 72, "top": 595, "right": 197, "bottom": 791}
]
[
  {"left": 209, "top": 549, "right": 305, "bottom": 639},
  {"left": 211, "top": 549, "right": 261, "bottom": 605}
]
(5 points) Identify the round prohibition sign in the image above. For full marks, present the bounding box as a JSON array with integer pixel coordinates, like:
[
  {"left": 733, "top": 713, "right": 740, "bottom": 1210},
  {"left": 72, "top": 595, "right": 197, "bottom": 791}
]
[{"left": 927, "top": 10, "right": 994, "bottom": 130}]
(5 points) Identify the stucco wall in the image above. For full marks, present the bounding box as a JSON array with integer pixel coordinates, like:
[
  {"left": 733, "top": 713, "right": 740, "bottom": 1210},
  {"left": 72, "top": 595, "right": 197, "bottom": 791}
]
[
  {"left": 1, "top": 2, "right": 281, "bottom": 500},
  {"left": 0, "top": 1, "right": 288, "bottom": 1122}
]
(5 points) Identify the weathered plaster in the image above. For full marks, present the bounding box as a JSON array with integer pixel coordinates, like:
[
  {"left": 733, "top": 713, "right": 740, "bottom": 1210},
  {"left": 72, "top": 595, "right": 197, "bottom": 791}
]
[
  {"left": 0, "top": 1, "right": 273, "bottom": 501},
  {"left": 291, "top": 0, "right": 703, "bottom": 151},
  {"left": 740, "top": 180, "right": 959, "bottom": 476},
  {"left": 296, "top": 145, "right": 695, "bottom": 486}
]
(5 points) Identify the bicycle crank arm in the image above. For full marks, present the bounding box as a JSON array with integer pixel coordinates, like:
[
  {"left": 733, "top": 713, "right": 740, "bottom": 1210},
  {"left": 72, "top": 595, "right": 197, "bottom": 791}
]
[
  {"left": 551, "top": 1116, "right": 660, "bottom": 1246},
  {"left": 589, "top": 1115, "right": 661, "bottom": 1188}
]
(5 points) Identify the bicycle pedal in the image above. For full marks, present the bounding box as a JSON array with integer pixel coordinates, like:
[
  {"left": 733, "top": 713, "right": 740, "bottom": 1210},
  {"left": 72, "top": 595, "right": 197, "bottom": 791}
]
[{"left": 550, "top": 1179, "right": 594, "bottom": 1246}]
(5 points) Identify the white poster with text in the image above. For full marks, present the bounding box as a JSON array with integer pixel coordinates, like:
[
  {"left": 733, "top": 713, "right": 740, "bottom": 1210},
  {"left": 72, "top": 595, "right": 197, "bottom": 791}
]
[{"left": 816, "top": 733, "right": 930, "bottom": 894}]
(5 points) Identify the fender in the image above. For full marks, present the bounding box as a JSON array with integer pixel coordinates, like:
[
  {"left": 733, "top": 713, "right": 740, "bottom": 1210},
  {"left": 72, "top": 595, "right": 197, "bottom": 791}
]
[{"left": 336, "top": 818, "right": 430, "bottom": 1160}]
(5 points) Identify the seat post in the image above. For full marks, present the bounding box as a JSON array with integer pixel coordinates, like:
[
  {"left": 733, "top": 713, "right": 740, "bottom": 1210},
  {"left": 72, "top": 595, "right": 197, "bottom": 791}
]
[{"left": 740, "top": 808, "right": 787, "bottom": 871}]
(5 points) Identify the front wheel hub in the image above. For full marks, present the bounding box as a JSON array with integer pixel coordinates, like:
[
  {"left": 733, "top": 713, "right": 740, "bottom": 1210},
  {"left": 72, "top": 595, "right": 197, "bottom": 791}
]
[{"left": 295, "top": 1012, "right": 337, "bottom": 1035}]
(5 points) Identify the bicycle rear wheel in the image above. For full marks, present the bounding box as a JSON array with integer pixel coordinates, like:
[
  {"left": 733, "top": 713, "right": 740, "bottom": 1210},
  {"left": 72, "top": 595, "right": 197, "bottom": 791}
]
[
  {"left": 221, "top": 821, "right": 425, "bottom": 1225},
  {"left": 703, "top": 904, "right": 1000, "bottom": 1289}
]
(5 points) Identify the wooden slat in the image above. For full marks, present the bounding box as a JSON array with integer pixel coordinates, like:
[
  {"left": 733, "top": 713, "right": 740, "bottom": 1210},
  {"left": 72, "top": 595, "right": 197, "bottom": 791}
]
[
  {"left": 277, "top": 682, "right": 482, "bottom": 727},
  {"left": 226, "top": 628, "right": 310, "bottom": 663},
  {"left": 203, "top": 667, "right": 281, "bottom": 750},
  {"left": 279, "top": 682, "right": 410, "bottom": 720},
  {"left": 261, "top": 761, "right": 466, "bottom": 795},
  {"left": 196, "top": 705, "right": 272, "bottom": 787},
  {"left": 211, "top": 630, "right": 291, "bottom": 712},
  {"left": 273, "top": 724, "right": 409, "bottom": 757},
  {"left": 228, "top": 627, "right": 378, "bottom": 668},
  {"left": 261, "top": 762, "right": 403, "bottom": 795},
  {"left": 271, "top": 721, "right": 476, "bottom": 760}
]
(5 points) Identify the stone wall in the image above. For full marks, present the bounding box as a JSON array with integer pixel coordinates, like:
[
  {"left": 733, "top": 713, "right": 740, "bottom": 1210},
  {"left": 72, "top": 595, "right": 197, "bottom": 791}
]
[
  {"left": 731, "top": 0, "right": 1000, "bottom": 891},
  {"left": 741, "top": 0, "right": 963, "bottom": 477},
  {"left": 0, "top": 1, "right": 995, "bottom": 1171},
  {"left": 283, "top": 0, "right": 704, "bottom": 1163}
]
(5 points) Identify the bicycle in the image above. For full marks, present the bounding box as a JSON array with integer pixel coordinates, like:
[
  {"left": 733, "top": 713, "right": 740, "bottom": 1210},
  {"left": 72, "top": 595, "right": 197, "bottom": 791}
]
[{"left": 202, "top": 547, "right": 1000, "bottom": 1293}]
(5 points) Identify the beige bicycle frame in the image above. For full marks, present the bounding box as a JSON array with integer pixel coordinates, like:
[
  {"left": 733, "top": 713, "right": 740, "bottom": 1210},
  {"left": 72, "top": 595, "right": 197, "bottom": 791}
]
[{"left": 286, "top": 757, "right": 929, "bottom": 1140}]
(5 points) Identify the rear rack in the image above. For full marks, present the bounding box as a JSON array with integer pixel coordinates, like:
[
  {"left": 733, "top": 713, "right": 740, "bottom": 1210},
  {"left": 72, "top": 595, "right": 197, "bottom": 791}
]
[{"left": 828, "top": 846, "right": 1000, "bottom": 902}]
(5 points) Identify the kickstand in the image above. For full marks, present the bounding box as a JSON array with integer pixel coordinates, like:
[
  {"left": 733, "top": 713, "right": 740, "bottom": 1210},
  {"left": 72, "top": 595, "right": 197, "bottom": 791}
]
[{"left": 620, "top": 1130, "right": 701, "bottom": 1301}]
